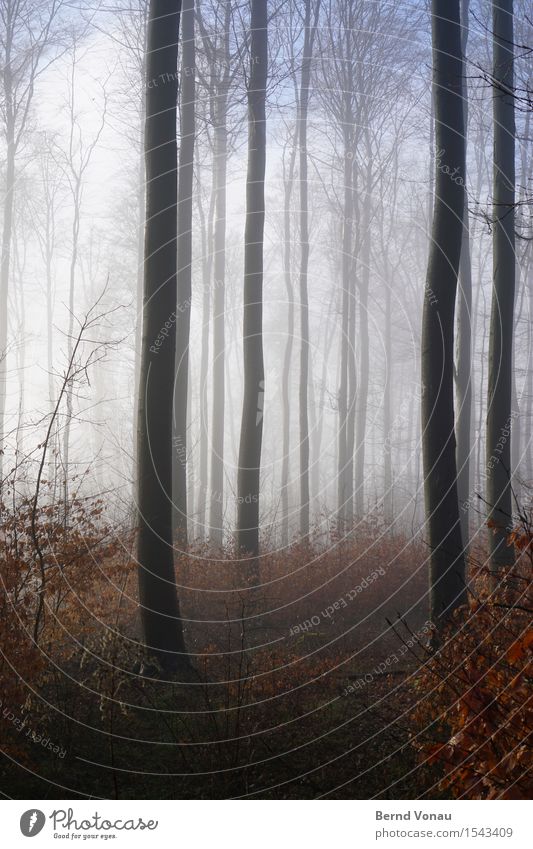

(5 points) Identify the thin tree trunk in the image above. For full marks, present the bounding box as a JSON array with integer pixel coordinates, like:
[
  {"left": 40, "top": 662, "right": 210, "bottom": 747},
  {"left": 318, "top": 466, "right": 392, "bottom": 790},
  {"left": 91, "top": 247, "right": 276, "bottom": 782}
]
[
  {"left": 455, "top": 0, "right": 472, "bottom": 549},
  {"left": 0, "top": 134, "right": 15, "bottom": 483},
  {"left": 383, "top": 281, "right": 393, "bottom": 525},
  {"left": 486, "top": 0, "right": 515, "bottom": 571},
  {"left": 137, "top": 0, "right": 188, "bottom": 672},
  {"left": 173, "top": 0, "right": 195, "bottom": 547},
  {"left": 63, "top": 180, "right": 81, "bottom": 519},
  {"left": 422, "top": 0, "right": 466, "bottom": 623},
  {"left": 133, "top": 13, "right": 148, "bottom": 502},
  {"left": 209, "top": 94, "right": 228, "bottom": 548},
  {"left": 196, "top": 179, "right": 214, "bottom": 540},
  {"left": 337, "top": 133, "right": 354, "bottom": 533},
  {"left": 236, "top": 0, "right": 267, "bottom": 557},
  {"left": 281, "top": 135, "right": 297, "bottom": 547},
  {"left": 355, "top": 148, "right": 372, "bottom": 520},
  {"left": 297, "top": 0, "right": 319, "bottom": 539}
]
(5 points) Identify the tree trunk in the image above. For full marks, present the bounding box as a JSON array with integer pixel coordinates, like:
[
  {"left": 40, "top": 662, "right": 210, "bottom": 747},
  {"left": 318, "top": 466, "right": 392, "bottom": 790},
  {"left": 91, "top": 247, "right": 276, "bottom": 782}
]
[
  {"left": 62, "top": 179, "right": 80, "bottom": 520},
  {"left": 422, "top": 0, "right": 466, "bottom": 623},
  {"left": 137, "top": 0, "right": 188, "bottom": 672},
  {"left": 133, "top": 11, "right": 148, "bottom": 503},
  {"left": 355, "top": 148, "right": 372, "bottom": 520},
  {"left": 455, "top": 0, "right": 472, "bottom": 549},
  {"left": 486, "top": 0, "right": 515, "bottom": 571},
  {"left": 209, "top": 95, "right": 228, "bottom": 548},
  {"left": 173, "top": 0, "right": 195, "bottom": 547},
  {"left": 195, "top": 180, "right": 214, "bottom": 541},
  {"left": 298, "top": 0, "right": 318, "bottom": 540},
  {"left": 236, "top": 0, "right": 267, "bottom": 557},
  {"left": 383, "top": 281, "right": 393, "bottom": 525},
  {"left": 337, "top": 133, "right": 354, "bottom": 533},
  {"left": 281, "top": 134, "right": 297, "bottom": 547},
  {"left": 0, "top": 134, "right": 15, "bottom": 484}
]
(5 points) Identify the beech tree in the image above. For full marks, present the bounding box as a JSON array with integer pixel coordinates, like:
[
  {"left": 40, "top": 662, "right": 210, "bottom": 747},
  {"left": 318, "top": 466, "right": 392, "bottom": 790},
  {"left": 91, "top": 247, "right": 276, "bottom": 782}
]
[
  {"left": 236, "top": 0, "right": 267, "bottom": 557},
  {"left": 422, "top": 0, "right": 467, "bottom": 622},
  {"left": 173, "top": 0, "right": 195, "bottom": 546},
  {"left": 486, "top": 0, "right": 516, "bottom": 572},
  {"left": 455, "top": 0, "right": 473, "bottom": 548},
  {"left": 297, "top": 0, "right": 320, "bottom": 539},
  {"left": 0, "top": 0, "right": 64, "bottom": 480},
  {"left": 137, "top": 0, "right": 188, "bottom": 671}
]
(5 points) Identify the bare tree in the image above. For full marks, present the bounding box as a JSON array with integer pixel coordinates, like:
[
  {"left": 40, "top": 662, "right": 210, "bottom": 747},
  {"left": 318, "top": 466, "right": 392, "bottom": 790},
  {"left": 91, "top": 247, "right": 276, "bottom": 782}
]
[
  {"left": 236, "top": 0, "right": 267, "bottom": 557},
  {"left": 486, "top": 0, "right": 516, "bottom": 571},
  {"left": 173, "top": 0, "right": 195, "bottom": 546},
  {"left": 455, "top": 0, "right": 473, "bottom": 548},
  {"left": 297, "top": 0, "right": 320, "bottom": 539},
  {"left": 0, "top": 0, "right": 65, "bottom": 480},
  {"left": 54, "top": 42, "right": 107, "bottom": 516},
  {"left": 195, "top": 0, "right": 245, "bottom": 547},
  {"left": 137, "top": 0, "right": 189, "bottom": 671},
  {"left": 422, "top": 0, "right": 467, "bottom": 622}
]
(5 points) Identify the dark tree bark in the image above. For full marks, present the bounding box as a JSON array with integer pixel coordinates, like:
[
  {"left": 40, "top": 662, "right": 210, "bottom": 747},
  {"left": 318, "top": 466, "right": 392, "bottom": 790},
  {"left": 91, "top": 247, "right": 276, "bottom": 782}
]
[
  {"left": 337, "top": 123, "right": 354, "bottom": 533},
  {"left": 195, "top": 178, "right": 214, "bottom": 540},
  {"left": 236, "top": 0, "right": 267, "bottom": 557},
  {"left": 297, "top": 0, "right": 320, "bottom": 539},
  {"left": 209, "top": 73, "right": 229, "bottom": 549},
  {"left": 455, "top": 0, "right": 473, "bottom": 549},
  {"left": 281, "top": 132, "right": 297, "bottom": 548},
  {"left": 486, "top": 0, "right": 516, "bottom": 571},
  {"left": 137, "top": 0, "right": 188, "bottom": 671},
  {"left": 422, "top": 0, "right": 467, "bottom": 623},
  {"left": 354, "top": 143, "right": 372, "bottom": 520},
  {"left": 173, "top": 0, "right": 196, "bottom": 546}
]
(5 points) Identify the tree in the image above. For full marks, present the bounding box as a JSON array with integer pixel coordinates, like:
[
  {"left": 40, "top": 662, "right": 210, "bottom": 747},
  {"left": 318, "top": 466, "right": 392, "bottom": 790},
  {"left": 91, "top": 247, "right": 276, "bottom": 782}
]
[
  {"left": 111, "top": 0, "right": 149, "bottom": 497},
  {"left": 421, "top": 0, "right": 467, "bottom": 622},
  {"left": 195, "top": 0, "right": 244, "bottom": 547},
  {"left": 236, "top": 0, "right": 267, "bottom": 557},
  {"left": 318, "top": 0, "right": 358, "bottom": 533},
  {"left": 137, "top": 0, "right": 188, "bottom": 671},
  {"left": 280, "top": 127, "right": 297, "bottom": 547},
  {"left": 0, "top": 0, "right": 65, "bottom": 481},
  {"left": 455, "top": 0, "right": 473, "bottom": 550},
  {"left": 297, "top": 0, "right": 320, "bottom": 539},
  {"left": 56, "top": 43, "right": 107, "bottom": 516},
  {"left": 173, "top": 0, "right": 195, "bottom": 546},
  {"left": 486, "top": 0, "right": 516, "bottom": 571}
]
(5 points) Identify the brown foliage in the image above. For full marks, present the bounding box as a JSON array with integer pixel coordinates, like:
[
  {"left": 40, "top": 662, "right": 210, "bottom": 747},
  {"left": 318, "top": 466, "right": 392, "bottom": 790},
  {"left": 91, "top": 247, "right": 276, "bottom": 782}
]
[{"left": 412, "top": 528, "right": 533, "bottom": 800}]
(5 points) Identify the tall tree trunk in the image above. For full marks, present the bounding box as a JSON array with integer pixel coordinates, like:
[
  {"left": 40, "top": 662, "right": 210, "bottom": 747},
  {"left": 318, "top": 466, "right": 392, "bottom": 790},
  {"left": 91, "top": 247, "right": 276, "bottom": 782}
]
[
  {"left": 196, "top": 180, "right": 214, "bottom": 540},
  {"left": 383, "top": 281, "right": 393, "bottom": 525},
  {"left": 313, "top": 296, "right": 335, "bottom": 514},
  {"left": 337, "top": 132, "right": 354, "bottom": 534},
  {"left": 137, "top": 0, "right": 188, "bottom": 672},
  {"left": 355, "top": 147, "right": 372, "bottom": 520},
  {"left": 455, "top": 0, "right": 473, "bottom": 549},
  {"left": 281, "top": 135, "right": 297, "bottom": 547},
  {"left": 486, "top": 0, "right": 515, "bottom": 571},
  {"left": 209, "top": 94, "right": 228, "bottom": 548},
  {"left": 133, "top": 12, "right": 148, "bottom": 503},
  {"left": 345, "top": 224, "right": 357, "bottom": 527},
  {"left": 236, "top": 0, "right": 267, "bottom": 557},
  {"left": 62, "top": 179, "right": 81, "bottom": 520},
  {"left": 422, "top": 0, "right": 466, "bottom": 623},
  {"left": 0, "top": 130, "right": 15, "bottom": 484},
  {"left": 173, "top": 0, "right": 195, "bottom": 547},
  {"left": 298, "top": 0, "right": 319, "bottom": 539}
]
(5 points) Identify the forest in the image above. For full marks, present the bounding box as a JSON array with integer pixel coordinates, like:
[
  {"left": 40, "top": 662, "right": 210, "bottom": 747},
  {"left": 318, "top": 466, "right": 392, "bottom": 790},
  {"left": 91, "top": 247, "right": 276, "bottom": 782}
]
[{"left": 0, "top": 0, "right": 532, "bottom": 802}]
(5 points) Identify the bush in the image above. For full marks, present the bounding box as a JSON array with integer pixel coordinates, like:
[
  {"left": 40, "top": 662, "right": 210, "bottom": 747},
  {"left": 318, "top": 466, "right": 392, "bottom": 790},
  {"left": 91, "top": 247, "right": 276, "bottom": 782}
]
[{"left": 411, "top": 524, "right": 533, "bottom": 799}]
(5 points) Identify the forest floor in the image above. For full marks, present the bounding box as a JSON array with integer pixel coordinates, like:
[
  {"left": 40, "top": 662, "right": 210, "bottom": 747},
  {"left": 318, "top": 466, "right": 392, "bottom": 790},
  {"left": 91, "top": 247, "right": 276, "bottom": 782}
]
[{"left": 1, "top": 529, "right": 457, "bottom": 799}]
